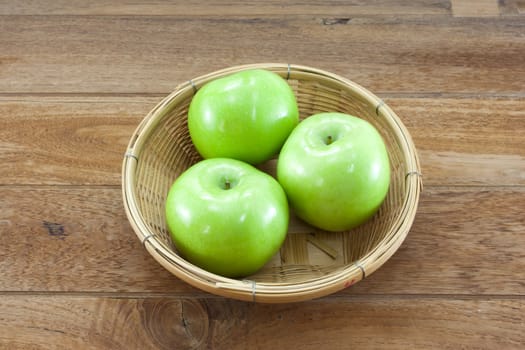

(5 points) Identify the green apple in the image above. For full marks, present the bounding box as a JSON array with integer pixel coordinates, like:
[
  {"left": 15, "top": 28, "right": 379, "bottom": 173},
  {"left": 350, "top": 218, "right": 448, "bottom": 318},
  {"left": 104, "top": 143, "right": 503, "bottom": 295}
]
[
  {"left": 277, "top": 113, "right": 390, "bottom": 232},
  {"left": 188, "top": 69, "right": 299, "bottom": 165},
  {"left": 165, "top": 158, "right": 289, "bottom": 278}
]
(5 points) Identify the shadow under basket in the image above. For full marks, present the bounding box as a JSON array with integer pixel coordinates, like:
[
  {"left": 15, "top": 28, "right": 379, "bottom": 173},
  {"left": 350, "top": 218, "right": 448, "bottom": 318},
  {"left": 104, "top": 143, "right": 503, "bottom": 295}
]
[{"left": 122, "top": 63, "right": 422, "bottom": 303}]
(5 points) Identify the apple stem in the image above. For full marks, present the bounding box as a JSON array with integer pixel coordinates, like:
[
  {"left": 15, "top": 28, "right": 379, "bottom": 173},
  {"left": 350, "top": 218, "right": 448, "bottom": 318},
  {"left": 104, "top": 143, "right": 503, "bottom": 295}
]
[
  {"left": 326, "top": 135, "right": 333, "bottom": 145},
  {"left": 224, "top": 180, "right": 231, "bottom": 190}
]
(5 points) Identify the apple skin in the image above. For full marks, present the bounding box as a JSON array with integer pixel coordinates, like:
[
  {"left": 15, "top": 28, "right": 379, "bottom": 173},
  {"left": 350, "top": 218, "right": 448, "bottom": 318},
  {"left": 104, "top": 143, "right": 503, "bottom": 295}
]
[
  {"left": 277, "top": 113, "right": 390, "bottom": 232},
  {"left": 188, "top": 69, "right": 299, "bottom": 165},
  {"left": 165, "top": 158, "right": 289, "bottom": 278}
]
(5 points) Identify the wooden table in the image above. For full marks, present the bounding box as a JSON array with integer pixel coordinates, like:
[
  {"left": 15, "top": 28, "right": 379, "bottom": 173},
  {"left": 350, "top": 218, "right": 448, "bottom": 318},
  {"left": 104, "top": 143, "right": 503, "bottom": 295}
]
[{"left": 1, "top": 1, "right": 524, "bottom": 348}]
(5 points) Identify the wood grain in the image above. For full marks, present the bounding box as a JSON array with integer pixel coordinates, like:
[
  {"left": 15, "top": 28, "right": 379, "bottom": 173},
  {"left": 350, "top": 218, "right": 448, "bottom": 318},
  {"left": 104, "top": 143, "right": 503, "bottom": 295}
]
[
  {"left": 0, "top": 97, "right": 145, "bottom": 185},
  {"left": 0, "top": 297, "right": 221, "bottom": 349},
  {"left": 1, "top": 16, "right": 524, "bottom": 95},
  {"left": 243, "top": 297, "right": 525, "bottom": 349},
  {"left": 451, "top": 0, "right": 500, "bottom": 17},
  {"left": 0, "top": 296, "right": 523, "bottom": 349},
  {"left": 387, "top": 98, "right": 525, "bottom": 186},
  {"left": 499, "top": 0, "right": 525, "bottom": 15},
  {"left": 0, "top": 186, "right": 196, "bottom": 295},
  {"left": 0, "top": 0, "right": 452, "bottom": 16},
  {"left": 353, "top": 186, "right": 525, "bottom": 296},
  {"left": 2, "top": 0, "right": 520, "bottom": 17},
  {"left": 1, "top": 97, "right": 523, "bottom": 186},
  {"left": 1, "top": 2, "right": 524, "bottom": 346},
  {"left": 1, "top": 186, "right": 523, "bottom": 295}
]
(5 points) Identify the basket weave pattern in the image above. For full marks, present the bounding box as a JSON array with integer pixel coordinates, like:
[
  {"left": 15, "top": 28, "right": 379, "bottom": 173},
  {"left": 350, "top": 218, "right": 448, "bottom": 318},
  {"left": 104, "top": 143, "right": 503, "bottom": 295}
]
[{"left": 122, "top": 63, "right": 422, "bottom": 302}]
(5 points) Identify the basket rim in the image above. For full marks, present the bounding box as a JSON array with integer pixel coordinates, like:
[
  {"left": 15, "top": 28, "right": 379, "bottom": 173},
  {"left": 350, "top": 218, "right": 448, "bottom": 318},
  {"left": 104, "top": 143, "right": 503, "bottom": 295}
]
[{"left": 122, "top": 63, "right": 422, "bottom": 303}]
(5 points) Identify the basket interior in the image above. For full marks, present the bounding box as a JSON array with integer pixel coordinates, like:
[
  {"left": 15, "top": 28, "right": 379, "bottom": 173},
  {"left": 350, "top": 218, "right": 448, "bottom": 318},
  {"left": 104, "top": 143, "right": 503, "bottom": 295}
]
[{"left": 132, "top": 69, "right": 407, "bottom": 284}]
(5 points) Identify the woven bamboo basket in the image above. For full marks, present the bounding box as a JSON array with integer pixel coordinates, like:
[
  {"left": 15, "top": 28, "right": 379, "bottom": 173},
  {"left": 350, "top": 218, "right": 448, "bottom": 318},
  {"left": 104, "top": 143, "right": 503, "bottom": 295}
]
[{"left": 122, "top": 63, "right": 422, "bottom": 303}]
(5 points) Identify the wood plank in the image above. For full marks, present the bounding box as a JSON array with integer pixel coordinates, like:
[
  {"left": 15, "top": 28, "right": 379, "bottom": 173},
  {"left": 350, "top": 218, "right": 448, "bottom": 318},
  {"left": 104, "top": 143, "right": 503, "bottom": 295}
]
[
  {"left": 0, "top": 186, "right": 199, "bottom": 295},
  {"left": 1, "top": 187, "right": 524, "bottom": 295},
  {"left": 1, "top": 16, "right": 524, "bottom": 95},
  {"left": 352, "top": 186, "right": 525, "bottom": 296},
  {"left": 0, "top": 296, "right": 236, "bottom": 349},
  {"left": 0, "top": 1, "right": 452, "bottom": 16},
  {"left": 451, "top": 0, "right": 500, "bottom": 17},
  {"left": 0, "top": 97, "right": 146, "bottom": 185},
  {"left": 15, "top": 0, "right": 522, "bottom": 17},
  {"left": 1, "top": 97, "right": 523, "bottom": 186},
  {"left": 0, "top": 296, "right": 523, "bottom": 349},
  {"left": 499, "top": 0, "right": 525, "bottom": 15},
  {"left": 243, "top": 298, "right": 525, "bottom": 349},
  {"left": 387, "top": 98, "right": 525, "bottom": 187}
]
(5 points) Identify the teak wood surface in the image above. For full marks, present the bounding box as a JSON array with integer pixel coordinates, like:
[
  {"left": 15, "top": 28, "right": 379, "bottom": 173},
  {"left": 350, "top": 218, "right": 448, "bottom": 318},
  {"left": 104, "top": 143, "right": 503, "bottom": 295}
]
[{"left": 1, "top": 1, "right": 524, "bottom": 349}]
